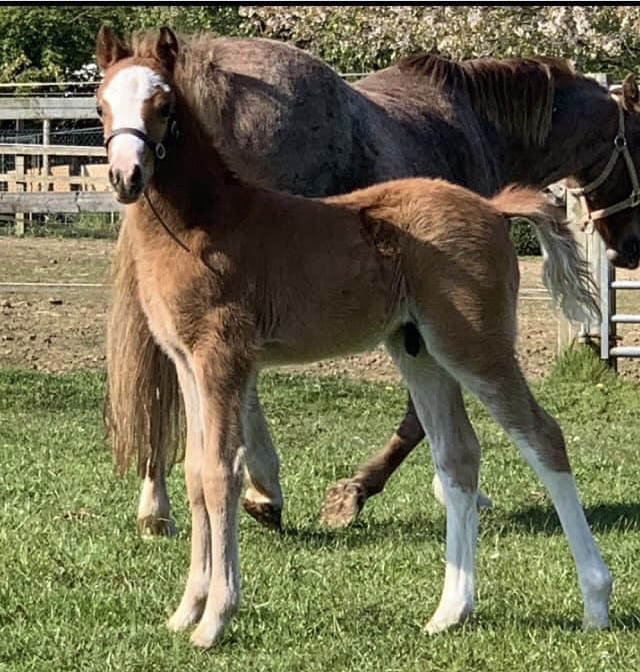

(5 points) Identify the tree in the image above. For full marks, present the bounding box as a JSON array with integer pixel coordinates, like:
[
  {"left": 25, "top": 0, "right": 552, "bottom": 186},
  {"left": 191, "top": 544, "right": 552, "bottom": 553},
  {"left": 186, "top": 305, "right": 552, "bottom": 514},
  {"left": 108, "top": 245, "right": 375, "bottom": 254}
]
[{"left": 0, "top": 6, "right": 243, "bottom": 83}]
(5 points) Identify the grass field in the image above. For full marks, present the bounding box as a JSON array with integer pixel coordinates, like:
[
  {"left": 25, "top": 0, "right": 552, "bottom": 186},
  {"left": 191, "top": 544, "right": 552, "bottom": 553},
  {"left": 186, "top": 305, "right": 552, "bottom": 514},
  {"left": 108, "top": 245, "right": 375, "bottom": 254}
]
[{"left": 2, "top": 351, "right": 640, "bottom": 671}]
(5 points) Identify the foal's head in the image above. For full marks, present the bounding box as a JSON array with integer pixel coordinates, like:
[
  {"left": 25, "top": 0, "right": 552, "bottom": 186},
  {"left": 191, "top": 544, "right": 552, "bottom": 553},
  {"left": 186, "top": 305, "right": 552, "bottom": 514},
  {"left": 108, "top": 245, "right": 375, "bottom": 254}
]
[{"left": 96, "top": 26, "right": 178, "bottom": 203}]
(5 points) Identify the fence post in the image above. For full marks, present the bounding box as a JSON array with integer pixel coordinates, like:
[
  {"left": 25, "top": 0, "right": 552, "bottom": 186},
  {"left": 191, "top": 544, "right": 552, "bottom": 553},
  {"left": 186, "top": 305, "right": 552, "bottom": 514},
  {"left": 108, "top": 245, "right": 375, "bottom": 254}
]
[
  {"left": 14, "top": 118, "right": 24, "bottom": 235},
  {"left": 14, "top": 154, "right": 24, "bottom": 236},
  {"left": 557, "top": 190, "right": 602, "bottom": 350},
  {"left": 42, "top": 118, "right": 50, "bottom": 191}
]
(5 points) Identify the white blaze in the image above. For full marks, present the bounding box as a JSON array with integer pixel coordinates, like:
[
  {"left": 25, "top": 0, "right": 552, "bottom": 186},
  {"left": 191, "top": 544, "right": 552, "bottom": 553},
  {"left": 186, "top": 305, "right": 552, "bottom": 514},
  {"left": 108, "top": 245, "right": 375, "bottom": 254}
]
[{"left": 102, "top": 65, "right": 171, "bottom": 171}]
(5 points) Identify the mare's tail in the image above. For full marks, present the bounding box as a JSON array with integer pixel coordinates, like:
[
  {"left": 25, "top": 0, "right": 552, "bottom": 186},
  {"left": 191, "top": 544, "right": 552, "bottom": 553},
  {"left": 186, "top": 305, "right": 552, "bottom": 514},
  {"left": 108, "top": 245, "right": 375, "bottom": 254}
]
[{"left": 490, "top": 186, "right": 600, "bottom": 324}]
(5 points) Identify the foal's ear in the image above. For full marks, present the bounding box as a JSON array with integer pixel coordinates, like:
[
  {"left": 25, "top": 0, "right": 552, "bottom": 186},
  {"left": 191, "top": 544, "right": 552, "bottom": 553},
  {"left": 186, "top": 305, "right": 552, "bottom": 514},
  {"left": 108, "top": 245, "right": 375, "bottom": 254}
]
[
  {"left": 155, "top": 27, "right": 179, "bottom": 73},
  {"left": 96, "top": 25, "right": 131, "bottom": 72},
  {"left": 622, "top": 73, "right": 640, "bottom": 113}
]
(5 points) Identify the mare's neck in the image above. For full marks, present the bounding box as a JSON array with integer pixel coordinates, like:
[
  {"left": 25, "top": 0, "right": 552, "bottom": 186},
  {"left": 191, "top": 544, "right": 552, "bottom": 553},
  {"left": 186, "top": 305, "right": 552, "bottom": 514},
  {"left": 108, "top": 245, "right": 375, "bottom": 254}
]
[{"left": 503, "top": 85, "right": 619, "bottom": 189}]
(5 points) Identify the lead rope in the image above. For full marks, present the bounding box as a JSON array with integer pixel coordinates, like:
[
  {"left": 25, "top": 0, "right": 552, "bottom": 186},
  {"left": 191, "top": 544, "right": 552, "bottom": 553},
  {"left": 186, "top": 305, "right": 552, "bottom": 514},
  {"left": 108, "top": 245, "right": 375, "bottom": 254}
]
[{"left": 143, "top": 190, "right": 193, "bottom": 256}]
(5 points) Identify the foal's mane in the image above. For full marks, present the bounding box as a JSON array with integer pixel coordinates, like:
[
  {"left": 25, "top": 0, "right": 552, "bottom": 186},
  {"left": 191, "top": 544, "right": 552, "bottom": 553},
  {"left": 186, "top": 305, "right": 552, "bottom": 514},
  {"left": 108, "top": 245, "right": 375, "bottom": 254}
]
[
  {"left": 398, "top": 53, "right": 584, "bottom": 146},
  {"left": 128, "top": 31, "right": 231, "bottom": 131},
  {"left": 128, "top": 31, "right": 239, "bottom": 186}
]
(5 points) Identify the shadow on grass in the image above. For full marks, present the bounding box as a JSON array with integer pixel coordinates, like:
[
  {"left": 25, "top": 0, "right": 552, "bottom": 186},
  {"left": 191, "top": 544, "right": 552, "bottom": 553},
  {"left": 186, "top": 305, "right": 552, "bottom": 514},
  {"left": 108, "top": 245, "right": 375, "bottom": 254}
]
[
  {"left": 477, "top": 611, "right": 640, "bottom": 632},
  {"left": 504, "top": 501, "right": 640, "bottom": 535},
  {"left": 276, "top": 514, "right": 445, "bottom": 549}
]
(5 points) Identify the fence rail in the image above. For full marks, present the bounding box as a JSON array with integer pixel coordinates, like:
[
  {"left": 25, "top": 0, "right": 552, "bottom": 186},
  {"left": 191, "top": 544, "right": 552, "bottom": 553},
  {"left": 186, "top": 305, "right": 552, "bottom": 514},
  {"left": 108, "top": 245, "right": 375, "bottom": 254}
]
[{"left": 0, "top": 192, "right": 119, "bottom": 214}]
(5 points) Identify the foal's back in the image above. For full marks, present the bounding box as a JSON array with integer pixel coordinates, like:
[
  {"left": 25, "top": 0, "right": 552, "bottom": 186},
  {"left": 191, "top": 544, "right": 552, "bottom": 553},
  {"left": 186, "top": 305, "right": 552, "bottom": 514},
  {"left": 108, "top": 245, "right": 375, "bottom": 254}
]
[{"left": 211, "top": 177, "right": 527, "bottom": 367}]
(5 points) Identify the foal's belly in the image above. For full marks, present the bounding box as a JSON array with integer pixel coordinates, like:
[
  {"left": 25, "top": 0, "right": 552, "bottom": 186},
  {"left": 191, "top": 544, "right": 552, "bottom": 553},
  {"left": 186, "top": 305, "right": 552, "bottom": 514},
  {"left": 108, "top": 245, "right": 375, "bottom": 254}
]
[{"left": 255, "top": 312, "right": 400, "bottom": 368}]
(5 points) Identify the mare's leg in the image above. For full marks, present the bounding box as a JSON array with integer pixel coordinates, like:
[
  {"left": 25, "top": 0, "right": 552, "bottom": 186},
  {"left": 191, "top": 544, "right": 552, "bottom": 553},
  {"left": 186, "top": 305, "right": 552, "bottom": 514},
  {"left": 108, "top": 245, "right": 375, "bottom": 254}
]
[
  {"left": 166, "top": 355, "right": 211, "bottom": 632},
  {"left": 457, "top": 357, "right": 612, "bottom": 629},
  {"left": 321, "top": 395, "right": 492, "bottom": 529},
  {"left": 386, "top": 333, "right": 481, "bottom": 632},
  {"left": 321, "top": 395, "right": 424, "bottom": 526},
  {"left": 187, "top": 348, "right": 248, "bottom": 648},
  {"left": 241, "top": 376, "right": 284, "bottom": 530}
]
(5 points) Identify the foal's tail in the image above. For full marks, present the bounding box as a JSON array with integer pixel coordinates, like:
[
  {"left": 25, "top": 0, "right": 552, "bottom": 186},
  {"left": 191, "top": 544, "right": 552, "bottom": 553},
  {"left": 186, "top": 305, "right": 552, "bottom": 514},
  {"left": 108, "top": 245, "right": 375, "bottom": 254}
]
[{"left": 491, "top": 186, "right": 601, "bottom": 324}]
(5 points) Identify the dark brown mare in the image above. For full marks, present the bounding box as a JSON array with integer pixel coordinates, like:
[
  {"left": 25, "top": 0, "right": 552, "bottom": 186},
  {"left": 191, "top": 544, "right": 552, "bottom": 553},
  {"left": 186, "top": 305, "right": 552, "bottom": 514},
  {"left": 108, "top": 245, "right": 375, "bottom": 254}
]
[
  {"left": 97, "top": 26, "right": 611, "bottom": 647},
  {"left": 105, "top": 29, "right": 640, "bottom": 536}
]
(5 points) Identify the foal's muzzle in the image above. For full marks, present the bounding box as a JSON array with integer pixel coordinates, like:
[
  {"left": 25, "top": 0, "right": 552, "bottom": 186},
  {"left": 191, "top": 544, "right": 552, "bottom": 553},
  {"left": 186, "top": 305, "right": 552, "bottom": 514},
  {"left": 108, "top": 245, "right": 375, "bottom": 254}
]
[{"left": 109, "top": 165, "right": 144, "bottom": 204}]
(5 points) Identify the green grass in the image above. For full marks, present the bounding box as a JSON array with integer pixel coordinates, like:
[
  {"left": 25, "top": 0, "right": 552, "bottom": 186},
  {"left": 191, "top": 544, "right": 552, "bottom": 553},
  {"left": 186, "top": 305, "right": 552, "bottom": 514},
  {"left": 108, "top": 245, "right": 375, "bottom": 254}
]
[{"left": 1, "top": 357, "right": 640, "bottom": 671}]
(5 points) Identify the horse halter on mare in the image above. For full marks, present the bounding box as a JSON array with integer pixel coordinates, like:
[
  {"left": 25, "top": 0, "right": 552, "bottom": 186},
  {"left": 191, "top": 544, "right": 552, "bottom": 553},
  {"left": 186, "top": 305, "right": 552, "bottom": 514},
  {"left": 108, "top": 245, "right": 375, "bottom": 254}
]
[{"left": 567, "top": 99, "right": 640, "bottom": 231}]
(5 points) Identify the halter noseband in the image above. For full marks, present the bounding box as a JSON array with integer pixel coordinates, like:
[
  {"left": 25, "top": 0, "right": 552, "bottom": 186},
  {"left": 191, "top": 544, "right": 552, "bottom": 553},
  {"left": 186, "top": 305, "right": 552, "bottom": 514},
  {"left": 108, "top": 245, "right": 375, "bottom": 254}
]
[
  {"left": 567, "top": 100, "right": 640, "bottom": 231},
  {"left": 104, "top": 120, "right": 178, "bottom": 160}
]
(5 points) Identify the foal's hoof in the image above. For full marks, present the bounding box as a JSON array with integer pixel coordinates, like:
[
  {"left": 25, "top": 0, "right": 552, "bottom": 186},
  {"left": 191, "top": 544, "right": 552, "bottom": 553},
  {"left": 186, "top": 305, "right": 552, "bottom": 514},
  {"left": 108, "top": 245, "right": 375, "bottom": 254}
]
[
  {"left": 137, "top": 515, "right": 177, "bottom": 538},
  {"left": 242, "top": 499, "right": 282, "bottom": 531},
  {"left": 424, "top": 603, "right": 473, "bottom": 634},
  {"left": 320, "top": 478, "right": 366, "bottom": 528}
]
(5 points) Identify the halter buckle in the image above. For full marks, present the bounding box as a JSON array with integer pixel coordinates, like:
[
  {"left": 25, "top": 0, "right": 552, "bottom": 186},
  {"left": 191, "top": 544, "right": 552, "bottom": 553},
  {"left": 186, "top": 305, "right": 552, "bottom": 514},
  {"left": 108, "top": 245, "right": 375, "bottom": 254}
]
[{"left": 155, "top": 143, "right": 166, "bottom": 160}]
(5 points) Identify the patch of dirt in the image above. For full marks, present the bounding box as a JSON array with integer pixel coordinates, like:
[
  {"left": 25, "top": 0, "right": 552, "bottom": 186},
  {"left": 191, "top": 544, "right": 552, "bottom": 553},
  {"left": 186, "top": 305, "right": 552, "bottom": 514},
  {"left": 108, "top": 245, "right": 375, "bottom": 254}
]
[{"left": 2, "top": 238, "right": 640, "bottom": 381}]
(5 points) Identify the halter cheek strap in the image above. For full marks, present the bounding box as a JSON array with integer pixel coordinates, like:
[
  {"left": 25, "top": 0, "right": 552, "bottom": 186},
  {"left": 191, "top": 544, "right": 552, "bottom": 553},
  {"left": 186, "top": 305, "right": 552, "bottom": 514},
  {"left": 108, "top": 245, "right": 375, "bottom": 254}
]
[{"left": 567, "top": 101, "right": 640, "bottom": 231}]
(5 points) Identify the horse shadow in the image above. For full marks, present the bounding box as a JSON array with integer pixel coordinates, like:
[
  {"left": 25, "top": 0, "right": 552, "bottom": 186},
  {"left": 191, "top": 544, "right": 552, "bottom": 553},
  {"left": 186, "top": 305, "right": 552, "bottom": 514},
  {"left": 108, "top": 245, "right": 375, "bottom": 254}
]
[{"left": 503, "top": 501, "right": 640, "bottom": 535}]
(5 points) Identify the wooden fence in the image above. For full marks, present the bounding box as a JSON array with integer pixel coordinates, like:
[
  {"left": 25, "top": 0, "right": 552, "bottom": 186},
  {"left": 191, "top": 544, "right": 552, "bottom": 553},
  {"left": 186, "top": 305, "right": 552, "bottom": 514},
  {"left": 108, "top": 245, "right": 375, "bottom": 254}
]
[{"left": 0, "top": 95, "right": 120, "bottom": 232}]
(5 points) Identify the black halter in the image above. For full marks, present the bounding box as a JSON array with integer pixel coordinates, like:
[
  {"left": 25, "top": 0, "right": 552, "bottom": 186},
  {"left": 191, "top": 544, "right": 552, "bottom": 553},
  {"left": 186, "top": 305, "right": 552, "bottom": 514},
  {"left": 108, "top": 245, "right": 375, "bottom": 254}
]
[{"left": 104, "top": 120, "right": 178, "bottom": 160}]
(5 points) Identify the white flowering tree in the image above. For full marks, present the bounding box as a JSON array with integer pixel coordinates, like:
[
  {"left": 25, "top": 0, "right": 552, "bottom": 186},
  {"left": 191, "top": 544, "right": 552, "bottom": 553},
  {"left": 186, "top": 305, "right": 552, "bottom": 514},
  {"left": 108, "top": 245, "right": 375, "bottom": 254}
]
[{"left": 239, "top": 6, "right": 640, "bottom": 77}]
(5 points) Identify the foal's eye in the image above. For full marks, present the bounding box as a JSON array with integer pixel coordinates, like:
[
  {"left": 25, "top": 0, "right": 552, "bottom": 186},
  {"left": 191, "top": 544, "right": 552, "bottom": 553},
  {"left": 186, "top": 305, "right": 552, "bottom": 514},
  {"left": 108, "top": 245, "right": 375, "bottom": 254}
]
[{"left": 160, "top": 103, "right": 172, "bottom": 119}]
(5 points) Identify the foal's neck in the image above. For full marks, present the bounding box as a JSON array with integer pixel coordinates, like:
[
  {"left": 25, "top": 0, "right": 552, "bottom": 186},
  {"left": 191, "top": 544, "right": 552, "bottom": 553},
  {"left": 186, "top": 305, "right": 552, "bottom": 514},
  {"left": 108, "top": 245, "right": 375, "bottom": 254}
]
[{"left": 144, "top": 100, "right": 243, "bottom": 231}]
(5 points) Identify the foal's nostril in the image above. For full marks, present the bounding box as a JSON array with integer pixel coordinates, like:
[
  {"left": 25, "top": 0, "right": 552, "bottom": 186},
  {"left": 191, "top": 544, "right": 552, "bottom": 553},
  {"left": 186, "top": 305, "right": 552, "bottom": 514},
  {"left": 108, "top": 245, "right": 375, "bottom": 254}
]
[
  {"left": 108, "top": 167, "right": 122, "bottom": 189},
  {"left": 130, "top": 164, "right": 142, "bottom": 188}
]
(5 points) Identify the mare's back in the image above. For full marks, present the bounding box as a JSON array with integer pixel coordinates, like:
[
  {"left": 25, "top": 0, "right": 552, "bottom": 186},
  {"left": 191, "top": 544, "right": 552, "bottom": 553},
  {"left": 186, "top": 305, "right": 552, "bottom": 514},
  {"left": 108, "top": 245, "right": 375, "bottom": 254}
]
[{"left": 184, "top": 36, "right": 355, "bottom": 196}]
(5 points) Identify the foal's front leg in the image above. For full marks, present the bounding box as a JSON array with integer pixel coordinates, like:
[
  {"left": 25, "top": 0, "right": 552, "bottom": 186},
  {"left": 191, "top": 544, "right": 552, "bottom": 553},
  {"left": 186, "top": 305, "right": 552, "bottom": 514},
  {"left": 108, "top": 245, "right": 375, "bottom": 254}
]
[
  {"left": 136, "top": 455, "right": 176, "bottom": 537},
  {"left": 166, "top": 356, "right": 210, "bottom": 632},
  {"left": 188, "top": 352, "right": 249, "bottom": 648}
]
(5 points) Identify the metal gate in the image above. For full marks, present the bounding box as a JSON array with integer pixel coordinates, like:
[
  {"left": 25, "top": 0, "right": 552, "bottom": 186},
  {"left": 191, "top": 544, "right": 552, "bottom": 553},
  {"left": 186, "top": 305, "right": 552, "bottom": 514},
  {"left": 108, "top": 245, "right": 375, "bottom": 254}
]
[{"left": 600, "top": 258, "right": 640, "bottom": 366}]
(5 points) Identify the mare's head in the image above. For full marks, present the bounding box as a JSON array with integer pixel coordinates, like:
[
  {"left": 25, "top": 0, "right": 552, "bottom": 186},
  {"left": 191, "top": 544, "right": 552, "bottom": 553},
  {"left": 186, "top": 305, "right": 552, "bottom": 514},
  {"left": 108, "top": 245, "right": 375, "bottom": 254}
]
[
  {"left": 95, "top": 25, "right": 179, "bottom": 203},
  {"left": 582, "top": 74, "right": 640, "bottom": 269}
]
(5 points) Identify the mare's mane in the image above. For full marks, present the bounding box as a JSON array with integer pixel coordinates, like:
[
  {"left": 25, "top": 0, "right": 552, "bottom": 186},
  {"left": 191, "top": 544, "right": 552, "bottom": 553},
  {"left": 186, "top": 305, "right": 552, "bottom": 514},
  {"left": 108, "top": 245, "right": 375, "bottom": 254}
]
[{"left": 397, "top": 53, "right": 585, "bottom": 146}]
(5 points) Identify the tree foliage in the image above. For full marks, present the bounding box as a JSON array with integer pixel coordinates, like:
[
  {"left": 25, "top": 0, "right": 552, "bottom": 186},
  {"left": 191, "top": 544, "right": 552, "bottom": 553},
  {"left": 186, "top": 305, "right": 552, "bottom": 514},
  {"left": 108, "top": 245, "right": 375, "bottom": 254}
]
[
  {"left": 1, "top": 5, "right": 639, "bottom": 83},
  {"left": 0, "top": 6, "right": 242, "bottom": 82}
]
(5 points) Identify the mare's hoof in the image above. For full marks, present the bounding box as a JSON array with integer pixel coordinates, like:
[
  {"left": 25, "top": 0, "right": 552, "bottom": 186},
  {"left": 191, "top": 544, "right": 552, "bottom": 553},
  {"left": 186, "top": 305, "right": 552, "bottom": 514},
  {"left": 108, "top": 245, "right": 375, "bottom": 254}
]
[
  {"left": 137, "top": 515, "right": 177, "bottom": 538},
  {"left": 477, "top": 492, "right": 494, "bottom": 510},
  {"left": 242, "top": 499, "right": 282, "bottom": 531},
  {"left": 320, "top": 478, "right": 366, "bottom": 528}
]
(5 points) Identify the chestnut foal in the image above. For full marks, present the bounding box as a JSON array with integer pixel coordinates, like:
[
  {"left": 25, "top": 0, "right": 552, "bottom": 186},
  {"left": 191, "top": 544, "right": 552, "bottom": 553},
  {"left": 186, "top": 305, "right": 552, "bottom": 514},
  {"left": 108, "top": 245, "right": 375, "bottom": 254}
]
[{"left": 97, "top": 28, "right": 611, "bottom": 647}]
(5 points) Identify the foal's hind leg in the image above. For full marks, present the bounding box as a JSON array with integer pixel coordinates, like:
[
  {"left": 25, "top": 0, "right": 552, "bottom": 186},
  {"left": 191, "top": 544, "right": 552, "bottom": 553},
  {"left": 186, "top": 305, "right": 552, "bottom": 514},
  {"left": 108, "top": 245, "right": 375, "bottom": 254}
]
[
  {"left": 386, "top": 334, "right": 481, "bottom": 632},
  {"left": 459, "top": 358, "right": 612, "bottom": 629},
  {"left": 136, "top": 455, "right": 176, "bottom": 537},
  {"left": 241, "top": 377, "right": 284, "bottom": 530}
]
